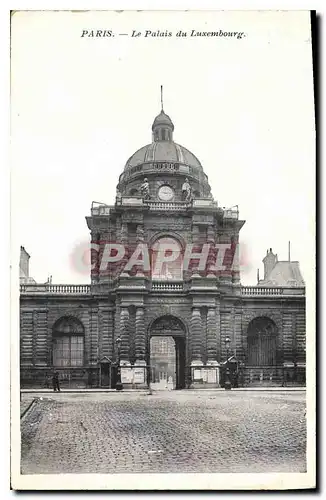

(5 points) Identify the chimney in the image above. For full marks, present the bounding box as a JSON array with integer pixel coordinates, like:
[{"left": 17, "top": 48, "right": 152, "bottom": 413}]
[
  {"left": 257, "top": 268, "right": 260, "bottom": 283},
  {"left": 19, "top": 246, "right": 30, "bottom": 278},
  {"left": 262, "top": 248, "right": 277, "bottom": 280}
]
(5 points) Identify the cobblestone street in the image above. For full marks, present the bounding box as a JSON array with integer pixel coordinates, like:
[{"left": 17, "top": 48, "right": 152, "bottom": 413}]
[{"left": 21, "top": 391, "right": 306, "bottom": 474}]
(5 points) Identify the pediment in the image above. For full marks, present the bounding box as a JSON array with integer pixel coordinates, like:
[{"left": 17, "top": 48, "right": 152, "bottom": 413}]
[{"left": 99, "top": 356, "right": 112, "bottom": 364}]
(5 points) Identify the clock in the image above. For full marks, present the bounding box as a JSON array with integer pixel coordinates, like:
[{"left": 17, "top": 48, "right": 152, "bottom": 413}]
[{"left": 158, "top": 185, "right": 174, "bottom": 201}]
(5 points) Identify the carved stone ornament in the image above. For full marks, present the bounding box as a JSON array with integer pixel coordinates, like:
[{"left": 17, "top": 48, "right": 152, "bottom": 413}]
[{"left": 151, "top": 315, "right": 185, "bottom": 332}]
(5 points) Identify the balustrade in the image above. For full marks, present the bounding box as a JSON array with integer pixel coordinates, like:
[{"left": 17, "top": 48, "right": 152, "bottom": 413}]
[
  {"left": 145, "top": 200, "right": 190, "bottom": 211},
  {"left": 151, "top": 281, "right": 184, "bottom": 292},
  {"left": 241, "top": 286, "right": 284, "bottom": 296},
  {"left": 20, "top": 283, "right": 304, "bottom": 296},
  {"left": 20, "top": 284, "right": 91, "bottom": 294}
]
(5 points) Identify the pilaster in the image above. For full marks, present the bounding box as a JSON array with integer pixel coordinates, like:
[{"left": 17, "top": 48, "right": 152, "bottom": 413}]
[
  {"left": 206, "top": 306, "right": 218, "bottom": 362},
  {"left": 35, "top": 309, "right": 48, "bottom": 366},
  {"left": 120, "top": 222, "right": 129, "bottom": 276},
  {"left": 190, "top": 306, "right": 202, "bottom": 363},
  {"left": 135, "top": 306, "right": 146, "bottom": 361},
  {"left": 120, "top": 306, "right": 130, "bottom": 360},
  {"left": 206, "top": 225, "right": 216, "bottom": 278}
]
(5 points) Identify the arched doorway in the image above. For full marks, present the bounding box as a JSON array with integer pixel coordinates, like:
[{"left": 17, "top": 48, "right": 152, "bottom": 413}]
[
  {"left": 148, "top": 315, "right": 186, "bottom": 390},
  {"left": 150, "top": 336, "right": 176, "bottom": 389},
  {"left": 52, "top": 316, "right": 85, "bottom": 388},
  {"left": 247, "top": 316, "right": 278, "bottom": 366}
]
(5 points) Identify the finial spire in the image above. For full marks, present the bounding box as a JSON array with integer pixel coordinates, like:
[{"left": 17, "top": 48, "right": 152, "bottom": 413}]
[
  {"left": 160, "top": 85, "right": 164, "bottom": 111},
  {"left": 288, "top": 241, "right": 291, "bottom": 261}
]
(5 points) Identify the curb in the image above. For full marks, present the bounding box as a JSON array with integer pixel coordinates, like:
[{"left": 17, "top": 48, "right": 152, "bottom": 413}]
[
  {"left": 20, "top": 398, "right": 37, "bottom": 420},
  {"left": 20, "top": 387, "right": 305, "bottom": 394},
  {"left": 21, "top": 389, "right": 149, "bottom": 394}
]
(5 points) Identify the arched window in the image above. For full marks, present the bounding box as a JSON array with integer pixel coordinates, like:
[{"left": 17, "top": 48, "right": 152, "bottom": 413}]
[
  {"left": 52, "top": 316, "right": 84, "bottom": 367},
  {"left": 129, "top": 188, "right": 138, "bottom": 196},
  {"left": 247, "top": 317, "right": 277, "bottom": 366},
  {"left": 151, "top": 236, "right": 183, "bottom": 280}
]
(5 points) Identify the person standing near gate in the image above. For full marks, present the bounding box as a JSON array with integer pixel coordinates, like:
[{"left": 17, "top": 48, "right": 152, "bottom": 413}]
[{"left": 52, "top": 370, "right": 60, "bottom": 392}]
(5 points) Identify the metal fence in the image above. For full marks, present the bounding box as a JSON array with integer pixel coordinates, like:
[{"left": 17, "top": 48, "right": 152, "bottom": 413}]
[{"left": 237, "top": 366, "right": 306, "bottom": 387}]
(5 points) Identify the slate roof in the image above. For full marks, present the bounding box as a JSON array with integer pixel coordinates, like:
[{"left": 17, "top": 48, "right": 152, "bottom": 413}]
[
  {"left": 124, "top": 141, "right": 202, "bottom": 169},
  {"left": 258, "top": 261, "right": 305, "bottom": 287}
]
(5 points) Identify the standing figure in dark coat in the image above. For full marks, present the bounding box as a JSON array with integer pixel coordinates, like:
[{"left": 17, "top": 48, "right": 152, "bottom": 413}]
[{"left": 52, "top": 370, "right": 60, "bottom": 392}]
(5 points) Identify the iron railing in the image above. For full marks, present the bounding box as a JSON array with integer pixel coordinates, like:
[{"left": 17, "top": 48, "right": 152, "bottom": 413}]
[{"left": 236, "top": 366, "right": 306, "bottom": 387}]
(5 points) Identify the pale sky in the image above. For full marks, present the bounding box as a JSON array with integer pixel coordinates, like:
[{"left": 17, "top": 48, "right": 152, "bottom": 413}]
[{"left": 11, "top": 10, "right": 315, "bottom": 286}]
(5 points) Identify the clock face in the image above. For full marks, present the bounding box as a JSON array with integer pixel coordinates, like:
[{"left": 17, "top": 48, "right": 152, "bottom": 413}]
[{"left": 158, "top": 185, "right": 174, "bottom": 201}]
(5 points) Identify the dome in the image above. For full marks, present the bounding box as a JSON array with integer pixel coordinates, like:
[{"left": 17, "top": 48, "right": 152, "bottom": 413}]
[
  {"left": 152, "top": 110, "right": 174, "bottom": 131},
  {"left": 118, "top": 104, "right": 213, "bottom": 201},
  {"left": 124, "top": 142, "right": 202, "bottom": 170}
]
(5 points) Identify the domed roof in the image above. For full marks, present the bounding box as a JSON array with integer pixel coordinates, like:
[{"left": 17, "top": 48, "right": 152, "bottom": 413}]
[
  {"left": 152, "top": 110, "right": 174, "bottom": 131},
  {"left": 118, "top": 104, "right": 212, "bottom": 199},
  {"left": 125, "top": 142, "right": 202, "bottom": 170}
]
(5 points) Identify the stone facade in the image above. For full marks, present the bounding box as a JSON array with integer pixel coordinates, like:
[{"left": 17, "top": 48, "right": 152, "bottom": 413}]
[{"left": 20, "top": 107, "right": 306, "bottom": 388}]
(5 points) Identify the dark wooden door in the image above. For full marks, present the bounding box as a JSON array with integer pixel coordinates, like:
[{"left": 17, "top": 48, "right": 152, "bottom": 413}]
[
  {"left": 100, "top": 363, "right": 111, "bottom": 387},
  {"left": 175, "top": 337, "right": 186, "bottom": 389}
]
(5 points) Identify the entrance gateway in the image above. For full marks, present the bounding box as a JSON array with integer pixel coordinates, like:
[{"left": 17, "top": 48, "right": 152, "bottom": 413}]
[{"left": 148, "top": 316, "right": 186, "bottom": 390}]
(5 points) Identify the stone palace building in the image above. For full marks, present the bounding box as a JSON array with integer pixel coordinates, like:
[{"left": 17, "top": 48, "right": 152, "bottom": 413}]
[{"left": 20, "top": 104, "right": 306, "bottom": 389}]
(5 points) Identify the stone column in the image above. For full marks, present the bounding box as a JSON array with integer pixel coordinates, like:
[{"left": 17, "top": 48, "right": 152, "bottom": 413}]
[
  {"left": 120, "top": 222, "right": 129, "bottom": 276},
  {"left": 99, "top": 307, "right": 113, "bottom": 360},
  {"left": 231, "top": 235, "right": 240, "bottom": 285},
  {"left": 120, "top": 306, "right": 130, "bottom": 361},
  {"left": 107, "top": 228, "right": 115, "bottom": 284},
  {"left": 107, "top": 309, "right": 114, "bottom": 361},
  {"left": 135, "top": 306, "right": 146, "bottom": 365},
  {"left": 35, "top": 309, "right": 48, "bottom": 366},
  {"left": 216, "top": 301, "right": 221, "bottom": 362},
  {"left": 191, "top": 307, "right": 202, "bottom": 364},
  {"left": 136, "top": 224, "right": 144, "bottom": 243},
  {"left": 32, "top": 311, "right": 38, "bottom": 366},
  {"left": 192, "top": 224, "right": 200, "bottom": 243},
  {"left": 206, "top": 226, "right": 216, "bottom": 278},
  {"left": 89, "top": 307, "right": 99, "bottom": 365},
  {"left": 135, "top": 306, "right": 146, "bottom": 362},
  {"left": 135, "top": 224, "right": 145, "bottom": 276},
  {"left": 206, "top": 307, "right": 218, "bottom": 362},
  {"left": 90, "top": 231, "right": 99, "bottom": 283},
  {"left": 21, "top": 311, "right": 33, "bottom": 366},
  {"left": 191, "top": 224, "right": 200, "bottom": 276}
]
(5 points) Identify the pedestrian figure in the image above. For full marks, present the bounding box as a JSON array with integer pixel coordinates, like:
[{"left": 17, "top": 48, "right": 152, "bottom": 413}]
[{"left": 52, "top": 370, "right": 60, "bottom": 392}]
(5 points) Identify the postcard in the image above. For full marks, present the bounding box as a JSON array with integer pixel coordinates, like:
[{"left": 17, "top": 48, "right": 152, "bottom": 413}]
[{"left": 10, "top": 9, "right": 316, "bottom": 490}]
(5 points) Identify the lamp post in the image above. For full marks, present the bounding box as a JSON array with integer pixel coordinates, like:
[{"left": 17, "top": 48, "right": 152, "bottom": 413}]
[
  {"left": 224, "top": 336, "right": 232, "bottom": 390},
  {"left": 115, "top": 336, "right": 123, "bottom": 391}
]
